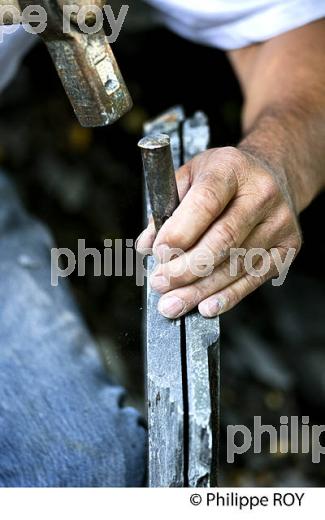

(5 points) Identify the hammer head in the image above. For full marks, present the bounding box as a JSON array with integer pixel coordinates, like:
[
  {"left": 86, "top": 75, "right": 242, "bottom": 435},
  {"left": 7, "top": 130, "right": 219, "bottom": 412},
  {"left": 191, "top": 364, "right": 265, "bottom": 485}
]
[
  {"left": 46, "top": 30, "right": 133, "bottom": 128},
  {"left": 20, "top": 0, "right": 133, "bottom": 127}
]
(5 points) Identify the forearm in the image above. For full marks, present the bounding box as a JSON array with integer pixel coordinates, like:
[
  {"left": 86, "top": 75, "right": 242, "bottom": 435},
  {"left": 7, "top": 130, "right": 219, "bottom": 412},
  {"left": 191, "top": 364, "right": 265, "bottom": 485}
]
[{"left": 229, "top": 19, "right": 325, "bottom": 213}]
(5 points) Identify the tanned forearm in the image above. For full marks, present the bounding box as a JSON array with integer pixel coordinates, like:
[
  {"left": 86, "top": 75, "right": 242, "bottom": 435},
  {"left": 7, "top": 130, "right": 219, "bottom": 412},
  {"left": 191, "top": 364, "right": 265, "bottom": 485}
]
[{"left": 229, "top": 19, "right": 325, "bottom": 213}]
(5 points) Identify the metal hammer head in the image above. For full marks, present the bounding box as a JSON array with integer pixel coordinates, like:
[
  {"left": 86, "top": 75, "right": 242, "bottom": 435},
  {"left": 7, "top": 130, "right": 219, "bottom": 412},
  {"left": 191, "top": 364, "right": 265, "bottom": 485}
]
[{"left": 15, "top": 0, "right": 133, "bottom": 127}]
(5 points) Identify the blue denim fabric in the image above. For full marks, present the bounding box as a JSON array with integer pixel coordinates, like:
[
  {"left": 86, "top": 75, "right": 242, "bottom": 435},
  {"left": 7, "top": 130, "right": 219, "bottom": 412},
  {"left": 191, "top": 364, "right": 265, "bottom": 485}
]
[{"left": 0, "top": 173, "right": 146, "bottom": 487}]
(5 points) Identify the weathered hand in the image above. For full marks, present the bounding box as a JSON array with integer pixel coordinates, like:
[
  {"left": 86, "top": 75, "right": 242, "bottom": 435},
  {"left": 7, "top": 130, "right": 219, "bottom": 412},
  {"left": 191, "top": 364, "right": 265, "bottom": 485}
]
[{"left": 136, "top": 147, "right": 302, "bottom": 319}]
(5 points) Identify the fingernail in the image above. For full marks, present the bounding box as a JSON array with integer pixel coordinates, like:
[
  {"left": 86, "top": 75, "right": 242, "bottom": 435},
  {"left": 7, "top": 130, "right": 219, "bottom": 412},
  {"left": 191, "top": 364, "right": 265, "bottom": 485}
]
[
  {"left": 150, "top": 274, "right": 169, "bottom": 292},
  {"left": 199, "top": 298, "right": 222, "bottom": 318},
  {"left": 154, "top": 243, "right": 172, "bottom": 263},
  {"left": 158, "top": 296, "right": 185, "bottom": 318}
]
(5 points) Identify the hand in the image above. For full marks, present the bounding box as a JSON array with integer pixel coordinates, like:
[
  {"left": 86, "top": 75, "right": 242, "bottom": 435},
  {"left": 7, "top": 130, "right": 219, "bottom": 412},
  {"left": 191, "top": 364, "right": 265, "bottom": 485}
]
[{"left": 136, "top": 147, "right": 302, "bottom": 319}]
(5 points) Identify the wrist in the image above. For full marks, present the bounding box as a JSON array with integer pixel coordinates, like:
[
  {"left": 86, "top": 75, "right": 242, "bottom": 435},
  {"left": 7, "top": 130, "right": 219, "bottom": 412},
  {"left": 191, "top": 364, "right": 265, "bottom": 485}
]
[{"left": 238, "top": 107, "right": 324, "bottom": 214}]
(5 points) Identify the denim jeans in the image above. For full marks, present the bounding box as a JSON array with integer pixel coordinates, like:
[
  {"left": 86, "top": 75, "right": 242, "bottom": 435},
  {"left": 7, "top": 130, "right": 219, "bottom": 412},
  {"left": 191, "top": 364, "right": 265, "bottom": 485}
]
[{"left": 0, "top": 172, "right": 146, "bottom": 487}]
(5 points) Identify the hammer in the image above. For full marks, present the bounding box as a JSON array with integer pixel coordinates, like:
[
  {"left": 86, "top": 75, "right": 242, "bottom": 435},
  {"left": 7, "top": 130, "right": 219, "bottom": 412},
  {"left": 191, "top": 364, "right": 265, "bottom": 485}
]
[{"left": 0, "top": 0, "right": 132, "bottom": 127}]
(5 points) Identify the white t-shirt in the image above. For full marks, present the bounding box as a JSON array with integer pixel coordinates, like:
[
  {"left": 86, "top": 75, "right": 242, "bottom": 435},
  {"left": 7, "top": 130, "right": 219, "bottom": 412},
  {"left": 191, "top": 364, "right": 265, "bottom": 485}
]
[
  {"left": 146, "top": 0, "right": 325, "bottom": 49},
  {"left": 0, "top": 1, "right": 324, "bottom": 92}
]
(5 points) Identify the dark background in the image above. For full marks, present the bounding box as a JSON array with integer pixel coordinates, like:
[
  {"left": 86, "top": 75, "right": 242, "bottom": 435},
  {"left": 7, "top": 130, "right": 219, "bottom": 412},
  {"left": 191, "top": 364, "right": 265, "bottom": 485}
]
[{"left": 0, "top": 1, "right": 324, "bottom": 486}]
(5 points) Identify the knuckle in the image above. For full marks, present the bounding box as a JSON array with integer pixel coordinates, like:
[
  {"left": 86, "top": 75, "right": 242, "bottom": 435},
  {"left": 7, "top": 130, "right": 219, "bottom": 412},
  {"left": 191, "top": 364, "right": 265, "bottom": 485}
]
[
  {"left": 192, "top": 183, "right": 221, "bottom": 219},
  {"left": 204, "top": 146, "right": 244, "bottom": 184},
  {"left": 219, "top": 146, "right": 247, "bottom": 167},
  {"left": 215, "top": 221, "right": 238, "bottom": 256},
  {"left": 201, "top": 236, "right": 217, "bottom": 260},
  {"left": 277, "top": 205, "right": 295, "bottom": 227},
  {"left": 218, "top": 147, "right": 247, "bottom": 183},
  {"left": 259, "top": 176, "right": 280, "bottom": 204},
  {"left": 163, "top": 224, "right": 186, "bottom": 247}
]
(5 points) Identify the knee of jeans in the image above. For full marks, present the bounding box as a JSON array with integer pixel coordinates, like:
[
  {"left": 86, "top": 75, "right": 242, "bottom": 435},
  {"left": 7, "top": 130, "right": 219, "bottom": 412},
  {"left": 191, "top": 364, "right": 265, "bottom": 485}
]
[{"left": 0, "top": 390, "right": 147, "bottom": 487}]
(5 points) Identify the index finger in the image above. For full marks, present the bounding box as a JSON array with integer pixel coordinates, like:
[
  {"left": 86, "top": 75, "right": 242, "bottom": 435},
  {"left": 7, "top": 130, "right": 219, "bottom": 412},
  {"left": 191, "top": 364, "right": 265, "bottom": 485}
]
[{"left": 153, "top": 169, "right": 237, "bottom": 261}]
